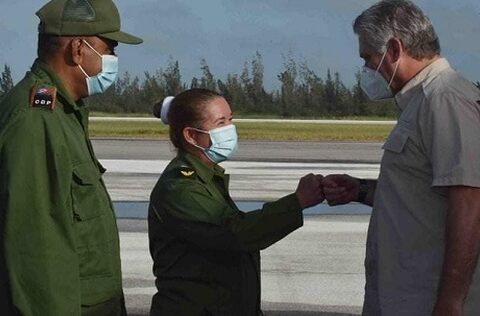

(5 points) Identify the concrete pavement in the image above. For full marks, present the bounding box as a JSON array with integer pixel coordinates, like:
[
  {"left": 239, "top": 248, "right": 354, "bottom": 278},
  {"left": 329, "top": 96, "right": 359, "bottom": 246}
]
[
  {"left": 101, "top": 159, "right": 380, "bottom": 201},
  {"left": 119, "top": 215, "right": 368, "bottom": 315},
  {"left": 92, "top": 139, "right": 384, "bottom": 163}
]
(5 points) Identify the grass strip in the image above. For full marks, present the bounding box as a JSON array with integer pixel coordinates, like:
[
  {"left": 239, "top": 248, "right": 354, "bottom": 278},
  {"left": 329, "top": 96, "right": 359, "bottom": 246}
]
[{"left": 89, "top": 121, "right": 393, "bottom": 142}]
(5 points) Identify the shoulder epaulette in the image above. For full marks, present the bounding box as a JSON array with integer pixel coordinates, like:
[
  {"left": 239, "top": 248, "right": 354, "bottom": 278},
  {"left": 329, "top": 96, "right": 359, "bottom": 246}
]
[{"left": 29, "top": 85, "right": 57, "bottom": 110}]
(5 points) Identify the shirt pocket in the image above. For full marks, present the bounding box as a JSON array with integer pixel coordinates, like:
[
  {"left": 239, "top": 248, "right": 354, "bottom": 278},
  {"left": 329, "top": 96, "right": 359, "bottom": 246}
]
[
  {"left": 382, "top": 124, "right": 410, "bottom": 154},
  {"left": 71, "top": 162, "right": 113, "bottom": 279},
  {"left": 72, "top": 163, "right": 103, "bottom": 221}
]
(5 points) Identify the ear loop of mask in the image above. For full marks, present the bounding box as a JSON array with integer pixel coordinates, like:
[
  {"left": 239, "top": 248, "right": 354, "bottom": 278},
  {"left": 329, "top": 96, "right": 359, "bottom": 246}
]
[
  {"left": 77, "top": 40, "right": 103, "bottom": 78},
  {"left": 188, "top": 127, "right": 210, "bottom": 151},
  {"left": 376, "top": 45, "right": 400, "bottom": 88}
]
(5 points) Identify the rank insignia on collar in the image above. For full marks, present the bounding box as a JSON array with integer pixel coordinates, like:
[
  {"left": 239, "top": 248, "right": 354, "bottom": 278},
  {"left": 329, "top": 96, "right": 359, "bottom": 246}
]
[
  {"left": 180, "top": 170, "right": 195, "bottom": 177},
  {"left": 30, "top": 86, "right": 57, "bottom": 110}
]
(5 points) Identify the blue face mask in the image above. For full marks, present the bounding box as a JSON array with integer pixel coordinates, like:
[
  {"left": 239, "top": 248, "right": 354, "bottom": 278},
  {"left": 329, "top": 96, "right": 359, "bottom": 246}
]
[
  {"left": 78, "top": 40, "right": 118, "bottom": 96},
  {"left": 191, "top": 124, "right": 238, "bottom": 163}
]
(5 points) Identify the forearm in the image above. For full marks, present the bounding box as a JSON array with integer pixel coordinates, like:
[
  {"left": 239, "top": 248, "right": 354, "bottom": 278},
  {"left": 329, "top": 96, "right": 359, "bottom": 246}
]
[
  {"left": 230, "top": 193, "right": 303, "bottom": 251},
  {"left": 152, "top": 194, "right": 302, "bottom": 252},
  {"left": 435, "top": 187, "right": 480, "bottom": 310}
]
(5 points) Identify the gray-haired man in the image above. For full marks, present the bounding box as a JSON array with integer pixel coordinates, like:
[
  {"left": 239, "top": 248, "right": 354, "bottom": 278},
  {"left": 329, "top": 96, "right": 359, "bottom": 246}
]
[{"left": 322, "top": 1, "right": 480, "bottom": 315}]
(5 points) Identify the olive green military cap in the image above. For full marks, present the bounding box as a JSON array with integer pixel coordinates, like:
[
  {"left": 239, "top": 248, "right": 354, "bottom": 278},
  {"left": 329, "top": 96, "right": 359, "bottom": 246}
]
[{"left": 36, "top": 0, "right": 143, "bottom": 44}]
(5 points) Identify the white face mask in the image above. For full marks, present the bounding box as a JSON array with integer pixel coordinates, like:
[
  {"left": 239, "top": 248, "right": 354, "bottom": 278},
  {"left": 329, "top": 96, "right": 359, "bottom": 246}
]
[
  {"left": 78, "top": 40, "right": 118, "bottom": 96},
  {"left": 190, "top": 124, "right": 239, "bottom": 164},
  {"left": 359, "top": 49, "right": 400, "bottom": 100}
]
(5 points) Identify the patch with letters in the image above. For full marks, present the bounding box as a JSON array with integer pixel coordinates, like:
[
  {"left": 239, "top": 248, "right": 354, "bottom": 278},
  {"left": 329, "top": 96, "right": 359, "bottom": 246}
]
[{"left": 29, "top": 85, "right": 57, "bottom": 110}]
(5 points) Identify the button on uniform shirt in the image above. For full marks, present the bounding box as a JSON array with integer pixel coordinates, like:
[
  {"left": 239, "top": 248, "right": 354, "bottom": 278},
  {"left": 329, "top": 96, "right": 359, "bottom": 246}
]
[
  {"left": 148, "top": 151, "right": 303, "bottom": 316},
  {"left": 363, "top": 58, "right": 480, "bottom": 316},
  {"left": 0, "top": 60, "right": 125, "bottom": 316}
]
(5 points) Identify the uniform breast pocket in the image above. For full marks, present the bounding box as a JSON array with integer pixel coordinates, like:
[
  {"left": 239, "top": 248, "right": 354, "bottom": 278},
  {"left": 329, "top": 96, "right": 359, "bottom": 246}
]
[
  {"left": 382, "top": 125, "right": 410, "bottom": 154},
  {"left": 71, "top": 162, "right": 114, "bottom": 279},
  {"left": 72, "top": 163, "right": 104, "bottom": 221}
]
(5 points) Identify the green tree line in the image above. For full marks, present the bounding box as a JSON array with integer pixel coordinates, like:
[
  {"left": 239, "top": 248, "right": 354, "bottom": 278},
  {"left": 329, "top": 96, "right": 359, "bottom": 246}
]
[
  {"left": 1, "top": 55, "right": 479, "bottom": 117},
  {"left": 87, "top": 53, "right": 397, "bottom": 117},
  {"left": 0, "top": 65, "right": 14, "bottom": 98}
]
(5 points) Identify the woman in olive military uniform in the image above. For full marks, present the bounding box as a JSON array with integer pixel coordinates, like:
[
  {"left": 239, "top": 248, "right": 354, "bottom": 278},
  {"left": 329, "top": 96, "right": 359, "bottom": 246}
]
[{"left": 148, "top": 88, "right": 324, "bottom": 316}]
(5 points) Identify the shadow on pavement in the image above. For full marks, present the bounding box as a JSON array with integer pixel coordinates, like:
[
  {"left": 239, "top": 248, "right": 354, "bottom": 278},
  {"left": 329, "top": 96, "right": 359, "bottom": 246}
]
[
  {"left": 127, "top": 302, "right": 362, "bottom": 316},
  {"left": 264, "top": 312, "right": 358, "bottom": 316},
  {"left": 129, "top": 312, "right": 358, "bottom": 316}
]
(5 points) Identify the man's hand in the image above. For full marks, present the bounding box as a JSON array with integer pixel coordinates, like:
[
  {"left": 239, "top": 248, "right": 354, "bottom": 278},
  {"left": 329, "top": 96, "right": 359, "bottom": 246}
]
[
  {"left": 322, "top": 174, "right": 359, "bottom": 206},
  {"left": 295, "top": 174, "right": 325, "bottom": 210}
]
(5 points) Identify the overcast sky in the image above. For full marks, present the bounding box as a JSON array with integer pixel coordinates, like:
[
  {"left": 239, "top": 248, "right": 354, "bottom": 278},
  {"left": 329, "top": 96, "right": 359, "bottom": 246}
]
[{"left": 1, "top": 0, "right": 479, "bottom": 89}]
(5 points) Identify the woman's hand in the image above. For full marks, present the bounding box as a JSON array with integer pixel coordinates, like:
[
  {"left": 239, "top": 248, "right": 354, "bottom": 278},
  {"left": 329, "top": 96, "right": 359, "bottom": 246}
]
[{"left": 295, "top": 174, "right": 325, "bottom": 210}]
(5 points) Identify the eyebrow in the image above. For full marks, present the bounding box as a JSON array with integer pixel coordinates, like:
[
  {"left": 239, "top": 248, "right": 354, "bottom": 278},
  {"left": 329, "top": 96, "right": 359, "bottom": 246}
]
[{"left": 213, "top": 114, "right": 233, "bottom": 124}]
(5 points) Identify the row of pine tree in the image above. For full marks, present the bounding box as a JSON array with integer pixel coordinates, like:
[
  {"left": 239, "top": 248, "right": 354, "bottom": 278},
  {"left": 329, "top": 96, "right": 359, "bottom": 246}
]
[{"left": 1, "top": 54, "right": 479, "bottom": 117}]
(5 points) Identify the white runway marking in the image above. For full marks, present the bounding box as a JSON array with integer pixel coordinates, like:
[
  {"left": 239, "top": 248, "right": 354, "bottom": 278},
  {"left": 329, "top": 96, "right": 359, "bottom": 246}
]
[{"left": 100, "top": 159, "right": 380, "bottom": 201}]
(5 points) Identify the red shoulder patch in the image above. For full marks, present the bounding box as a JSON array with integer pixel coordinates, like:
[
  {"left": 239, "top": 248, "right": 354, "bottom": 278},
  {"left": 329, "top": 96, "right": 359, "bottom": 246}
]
[{"left": 29, "top": 86, "right": 57, "bottom": 110}]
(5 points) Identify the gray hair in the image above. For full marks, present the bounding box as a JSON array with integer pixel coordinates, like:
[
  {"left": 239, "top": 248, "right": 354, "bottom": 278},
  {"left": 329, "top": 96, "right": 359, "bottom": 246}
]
[{"left": 353, "top": 0, "right": 440, "bottom": 59}]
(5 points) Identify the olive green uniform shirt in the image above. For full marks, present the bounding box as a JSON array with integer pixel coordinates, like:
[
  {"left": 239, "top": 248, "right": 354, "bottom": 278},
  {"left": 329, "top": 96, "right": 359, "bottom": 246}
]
[
  {"left": 0, "top": 60, "right": 125, "bottom": 316},
  {"left": 148, "top": 151, "right": 303, "bottom": 316},
  {"left": 363, "top": 59, "right": 480, "bottom": 315}
]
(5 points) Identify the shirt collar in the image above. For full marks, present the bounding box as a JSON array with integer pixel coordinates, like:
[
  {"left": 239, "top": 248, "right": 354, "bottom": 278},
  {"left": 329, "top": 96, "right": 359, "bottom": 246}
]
[
  {"left": 30, "top": 59, "right": 83, "bottom": 111},
  {"left": 394, "top": 58, "right": 451, "bottom": 111},
  {"left": 180, "top": 150, "right": 226, "bottom": 183}
]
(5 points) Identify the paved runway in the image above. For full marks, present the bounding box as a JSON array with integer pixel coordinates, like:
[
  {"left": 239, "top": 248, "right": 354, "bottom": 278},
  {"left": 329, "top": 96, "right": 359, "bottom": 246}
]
[
  {"left": 101, "top": 159, "right": 380, "bottom": 202},
  {"left": 91, "top": 139, "right": 383, "bottom": 315},
  {"left": 92, "top": 139, "right": 384, "bottom": 163},
  {"left": 119, "top": 216, "right": 367, "bottom": 316},
  {"left": 94, "top": 139, "right": 383, "bottom": 202}
]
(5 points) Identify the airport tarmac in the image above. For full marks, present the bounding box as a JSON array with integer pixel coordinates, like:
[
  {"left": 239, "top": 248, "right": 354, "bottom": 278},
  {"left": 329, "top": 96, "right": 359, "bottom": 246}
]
[
  {"left": 119, "top": 216, "right": 368, "bottom": 316},
  {"left": 92, "top": 139, "right": 384, "bottom": 163},
  {"left": 93, "top": 139, "right": 383, "bottom": 202}
]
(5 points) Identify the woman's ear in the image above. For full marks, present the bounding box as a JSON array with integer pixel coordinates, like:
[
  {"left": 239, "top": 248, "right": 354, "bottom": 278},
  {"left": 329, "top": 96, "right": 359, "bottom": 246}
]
[{"left": 182, "top": 127, "right": 198, "bottom": 147}]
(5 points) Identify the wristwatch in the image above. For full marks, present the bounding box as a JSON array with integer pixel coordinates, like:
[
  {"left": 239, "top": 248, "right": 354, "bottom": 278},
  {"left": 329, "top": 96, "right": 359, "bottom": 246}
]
[{"left": 357, "top": 178, "right": 369, "bottom": 203}]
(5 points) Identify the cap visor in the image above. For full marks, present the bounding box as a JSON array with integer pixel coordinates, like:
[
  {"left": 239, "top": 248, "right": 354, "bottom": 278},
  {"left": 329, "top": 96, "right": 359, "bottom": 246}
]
[{"left": 100, "top": 30, "right": 143, "bottom": 45}]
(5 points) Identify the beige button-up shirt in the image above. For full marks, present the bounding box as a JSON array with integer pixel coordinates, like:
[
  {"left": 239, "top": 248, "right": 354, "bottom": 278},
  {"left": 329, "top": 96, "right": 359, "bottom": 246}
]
[{"left": 363, "top": 58, "right": 480, "bottom": 315}]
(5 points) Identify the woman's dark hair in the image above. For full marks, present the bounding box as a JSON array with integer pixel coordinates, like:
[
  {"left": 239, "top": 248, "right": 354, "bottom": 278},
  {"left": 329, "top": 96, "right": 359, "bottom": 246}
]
[{"left": 153, "top": 88, "right": 222, "bottom": 149}]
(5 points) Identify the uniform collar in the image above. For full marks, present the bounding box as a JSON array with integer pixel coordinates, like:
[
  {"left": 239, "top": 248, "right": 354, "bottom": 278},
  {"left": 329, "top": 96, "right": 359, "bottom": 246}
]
[
  {"left": 180, "top": 150, "right": 226, "bottom": 183},
  {"left": 394, "top": 58, "right": 451, "bottom": 111},
  {"left": 30, "top": 59, "right": 84, "bottom": 111}
]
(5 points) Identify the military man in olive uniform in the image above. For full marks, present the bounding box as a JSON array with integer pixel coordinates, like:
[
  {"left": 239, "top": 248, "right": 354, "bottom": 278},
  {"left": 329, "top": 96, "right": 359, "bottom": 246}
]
[{"left": 0, "top": 0, "right": 142, "bottom": 315}]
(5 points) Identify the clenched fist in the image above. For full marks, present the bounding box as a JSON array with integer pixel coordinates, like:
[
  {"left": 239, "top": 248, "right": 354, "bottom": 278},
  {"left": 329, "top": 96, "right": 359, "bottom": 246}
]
[
  {"left": 322, "top": 174, "right": 359, "bottom": 206},
  {"left": 295, "top": 174, "right": 325, "bottom": 210}
]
